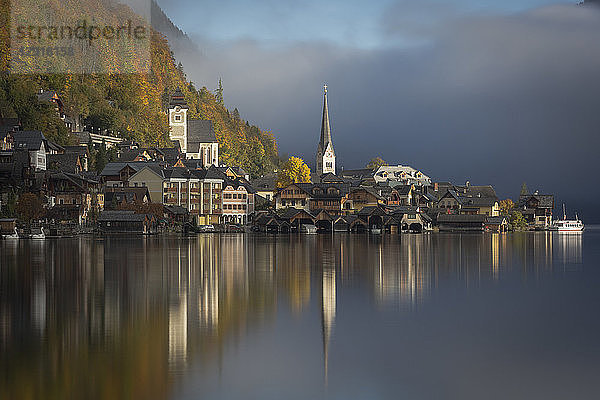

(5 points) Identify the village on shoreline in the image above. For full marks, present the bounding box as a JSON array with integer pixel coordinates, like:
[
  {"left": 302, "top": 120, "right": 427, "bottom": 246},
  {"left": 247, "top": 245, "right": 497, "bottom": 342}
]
[{"left": 0, "top": 87, "right": 555, "bottom": 238}]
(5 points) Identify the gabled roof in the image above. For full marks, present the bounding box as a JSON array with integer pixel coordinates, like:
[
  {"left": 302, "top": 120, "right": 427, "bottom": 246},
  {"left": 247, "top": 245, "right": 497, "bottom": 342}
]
[
  {"left": 158, "top": 147, "right": 180, "bottom": 161},
  {"left": 280, "top": 207, "right": 314, "bottom": 220},
  {"left": 164, "top": 167, "right": 191, "bottom": 179},
  {"left": 63, "top": 146, "right": 89, "bottom": 157},
  {"left": 459, "top": 196, "right": 498, "bottom": 207},
  {"left": 357, "top": 205, "right": 387, "bottom": 217},
  {"left": 170, "top": 88, "right": 188, "bottom": 108},
  {"left": 187, "top": 120, "right": 217, "bottom": 152},
  {"left": 252, "top": 173, "right": 278, "bottom": 191},
  {"left": 13, "top": 131, "right": 46, "bottom": 151},
  {"left": 350, "top": 186, "right": 385, "bottom": 200},
  {"left": 394, "top": 185, "right": 412, "bottom": 196},
  {"left": 50, "top": 171, "right": 98, "bottom": 186},
  {"left": 36, "top": 90, "right": 60, "bottom": 104},
  {"left": 47, "top": 153, "right": 80, "bottom": 173},
  {"left": 388, "top": 205, "right": 419, "bottom": 215},
  {"left": 518, "top": 194, "right": 554, "bottom": 209},
  {"left": 130, "top": 164, "right": 165, "bottom": 180},
  {"left": 339, "top": 168, "right": 374, "bottom": 179},
  {"left": 101, "top": 162, "right": 165, "bottom": 177},
  {"left": 164, "top": 205, "right": 188, "bottom": 215},
  {"left": 98, "top": 210, "right": 147, "bottom": 222},
  {"left": 319, "top": 172, "right": 344, "bottom": 183},
  {"left": 438, "top": 214, "right": 487, "bottom": 223},
  {"left": 118, "top": 149, "right": 149, "bottom": 162}
]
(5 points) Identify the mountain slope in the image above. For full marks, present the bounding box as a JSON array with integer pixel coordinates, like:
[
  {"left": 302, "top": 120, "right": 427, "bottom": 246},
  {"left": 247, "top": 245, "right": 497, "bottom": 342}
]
[{"left": 0, "top": 0, "right": 278, "bottom": 177}]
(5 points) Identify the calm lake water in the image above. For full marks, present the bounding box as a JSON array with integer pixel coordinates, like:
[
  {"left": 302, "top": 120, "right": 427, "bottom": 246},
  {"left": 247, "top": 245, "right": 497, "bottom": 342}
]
[{"left": 1, "top": 230, "right": 599, "bottom": 399}]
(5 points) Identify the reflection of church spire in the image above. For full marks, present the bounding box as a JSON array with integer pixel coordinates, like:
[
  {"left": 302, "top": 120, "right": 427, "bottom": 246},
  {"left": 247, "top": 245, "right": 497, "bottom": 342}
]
[{"left": 321, "top": 265, "right": 336, "bottom": 384}]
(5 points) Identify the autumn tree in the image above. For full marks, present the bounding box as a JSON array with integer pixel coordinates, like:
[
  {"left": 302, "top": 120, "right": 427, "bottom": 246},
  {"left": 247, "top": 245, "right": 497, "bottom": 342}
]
[
  {"left": 16, "top": 193, "right": 45, "bottom": 223},
  {"left": 366, "top": 157, "right": 388, "bottom": 170},
  {"left": 499, "top": 199, "right": 514, "bottom": 216},
  {"left": 277, "top": 156, "right": 311, "bottom": 188}
]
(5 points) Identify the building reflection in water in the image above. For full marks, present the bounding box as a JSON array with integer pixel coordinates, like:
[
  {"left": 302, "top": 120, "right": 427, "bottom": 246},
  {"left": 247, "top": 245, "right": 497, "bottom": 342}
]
[
  {"left": 0, "top": 231, "right": 586, "bottom": 399},
  {"left": 321, "top": 259, "right": 336, "bottom": 384},
  {"left": 373, "top": 235, "right": 431, "bottom": 308}
]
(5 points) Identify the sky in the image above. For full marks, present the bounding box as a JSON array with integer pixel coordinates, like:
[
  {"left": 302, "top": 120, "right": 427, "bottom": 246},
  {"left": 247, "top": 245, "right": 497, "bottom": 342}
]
[{"left": 155, "top": 0, "right": 600, "bottom": 220}]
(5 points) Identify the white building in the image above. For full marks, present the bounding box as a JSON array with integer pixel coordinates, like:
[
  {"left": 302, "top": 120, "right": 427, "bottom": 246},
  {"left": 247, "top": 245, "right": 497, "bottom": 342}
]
[
  {"left": 168, "top": 88, "right": 219, "bottom": 166},
  {"left": 373, "top": 165, "right": 431, "bottom": 187}
]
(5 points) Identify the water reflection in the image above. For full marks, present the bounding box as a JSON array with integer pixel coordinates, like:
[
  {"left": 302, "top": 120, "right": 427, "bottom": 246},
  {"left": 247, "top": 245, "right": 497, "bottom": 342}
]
[{"left": 0, "top": 231, "right": 586, "bottom": 399}]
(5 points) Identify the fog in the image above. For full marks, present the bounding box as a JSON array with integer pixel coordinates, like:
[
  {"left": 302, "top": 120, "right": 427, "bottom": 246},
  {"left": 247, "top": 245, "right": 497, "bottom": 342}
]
[{"left": 160, "top": 2, "right": 600, "bottom": 220}]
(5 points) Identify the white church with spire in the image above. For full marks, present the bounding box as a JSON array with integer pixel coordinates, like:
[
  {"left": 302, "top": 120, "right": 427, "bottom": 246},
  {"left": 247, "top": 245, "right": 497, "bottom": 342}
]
[{"left": 316, "top": 84, "right": 336, "bottom": 175}]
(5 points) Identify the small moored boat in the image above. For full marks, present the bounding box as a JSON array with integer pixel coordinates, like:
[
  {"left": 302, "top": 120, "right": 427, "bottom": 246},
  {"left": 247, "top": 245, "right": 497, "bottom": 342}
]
[
  {"left": 300, "top": 224, "right": 317, "bottom": 234},
  {"left": 4, "top": 227, "right": 20, "bottom": 239}
]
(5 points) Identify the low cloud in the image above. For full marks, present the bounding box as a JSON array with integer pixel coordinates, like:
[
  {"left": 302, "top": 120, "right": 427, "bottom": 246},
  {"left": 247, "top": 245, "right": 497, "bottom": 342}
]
[{"left": 175, "top": 4, "right": 600, "bottom": 218}]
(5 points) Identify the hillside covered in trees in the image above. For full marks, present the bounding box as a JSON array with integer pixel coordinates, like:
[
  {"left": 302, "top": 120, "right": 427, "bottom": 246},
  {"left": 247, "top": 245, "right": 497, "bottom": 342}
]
[{"left": 0, "top": 0, "right": 279, "bottom": 177}]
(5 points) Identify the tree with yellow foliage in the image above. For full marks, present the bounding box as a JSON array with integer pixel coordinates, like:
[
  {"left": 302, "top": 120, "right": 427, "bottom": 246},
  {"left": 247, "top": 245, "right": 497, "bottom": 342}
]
[
  {"left": 499, "top": 199, "right": 515, "bottom": 216},
  {"left": 277, "top": 157, "right": 311, "bottom": 188},
  {"left": 366, "top": 157, "right": 388, "bottom": 170}
]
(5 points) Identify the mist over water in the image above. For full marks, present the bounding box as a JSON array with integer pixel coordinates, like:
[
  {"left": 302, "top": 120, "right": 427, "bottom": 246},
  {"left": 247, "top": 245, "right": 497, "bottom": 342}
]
[{"left": 1, "top": 231, "right": 599, "bottom": 399}]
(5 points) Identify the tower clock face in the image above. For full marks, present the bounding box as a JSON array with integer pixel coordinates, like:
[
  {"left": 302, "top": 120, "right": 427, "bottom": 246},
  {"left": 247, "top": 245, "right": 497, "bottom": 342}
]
[{"left": 175, "top": 106, "right": 181, "bottom": 112}]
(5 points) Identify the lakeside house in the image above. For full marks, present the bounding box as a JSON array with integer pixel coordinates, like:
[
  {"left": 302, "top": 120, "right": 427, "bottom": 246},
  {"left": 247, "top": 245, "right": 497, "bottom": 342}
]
[
  {"left": 98, "top": 211, "right": 156, "bottom": 234},
  {"left": 517, "top": 192, "right": 554, "bottom": 229}
]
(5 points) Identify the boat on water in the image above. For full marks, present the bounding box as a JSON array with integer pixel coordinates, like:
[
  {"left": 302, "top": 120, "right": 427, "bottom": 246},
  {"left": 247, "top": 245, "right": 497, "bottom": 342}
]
[
  {"left": 30, "top": 227, "right": 46, "bottom": 239},
  {"left": 4, "top": 227, "right": 20, "bottom": 239},
  {"left": 551, "top": 205, "right": 584, "bottom": 233},
  {"left": 300, "top": 224, "right": 317, "bottom": 234}
]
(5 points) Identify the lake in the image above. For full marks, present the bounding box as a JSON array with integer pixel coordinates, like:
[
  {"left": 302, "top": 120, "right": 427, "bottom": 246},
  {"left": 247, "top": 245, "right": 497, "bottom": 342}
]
[{"left": 1, "top": 230, "right": 599, "bottom": 399}]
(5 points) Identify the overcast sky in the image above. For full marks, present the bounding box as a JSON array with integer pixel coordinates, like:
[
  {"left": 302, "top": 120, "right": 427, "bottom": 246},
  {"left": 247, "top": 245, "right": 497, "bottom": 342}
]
[{"left": 156, "top": 0, "right": 599, "bottom": 219}]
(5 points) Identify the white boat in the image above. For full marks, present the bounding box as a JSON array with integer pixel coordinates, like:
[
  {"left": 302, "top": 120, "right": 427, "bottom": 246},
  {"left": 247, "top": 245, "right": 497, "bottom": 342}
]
[
  {"left": 551, "top": 205, "right": 584, "bottom": 233},
  {"left": 31, "top": 227, "right": 46, "bottom": 239},
  {"left": 4, "top": 227, "right": 20, "bottom": 239},
  {"left": 300, "top": 224, "right": 317, "bottom": 234}
]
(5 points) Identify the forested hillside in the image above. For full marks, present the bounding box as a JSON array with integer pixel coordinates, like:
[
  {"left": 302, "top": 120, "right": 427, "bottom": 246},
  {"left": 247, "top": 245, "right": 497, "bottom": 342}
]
[{"left": 0, "top": 0, "right": 278, "bottom": 177}]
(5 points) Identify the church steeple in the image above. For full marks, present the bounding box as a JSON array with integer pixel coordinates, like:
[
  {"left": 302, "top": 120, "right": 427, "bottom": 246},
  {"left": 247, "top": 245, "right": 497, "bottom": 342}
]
[{"left": 316, "top": 84, "right": 336, "bottom": 175}]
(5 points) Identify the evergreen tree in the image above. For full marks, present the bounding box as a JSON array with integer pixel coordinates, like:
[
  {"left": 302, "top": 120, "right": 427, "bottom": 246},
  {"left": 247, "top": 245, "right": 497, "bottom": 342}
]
[
  {"left": 520, "top": 182, "right": 529, "bottom": 196},
  {"left": 216, "top": 78, "right": 224, "bottom": 105},
  {"left": 232, "top": 108, "right": 240, "bottom": 121},
  {"left": 95, "top": 140, "right": 108, "bottom": 174}
]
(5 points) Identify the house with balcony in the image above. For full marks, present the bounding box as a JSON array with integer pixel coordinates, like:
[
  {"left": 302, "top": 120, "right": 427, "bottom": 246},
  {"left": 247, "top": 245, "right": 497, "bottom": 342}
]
[
  {"left": 222, "top": 178, "right": 256, "bottom": 224},
  {"left": 162, "top": 167, "right": 224, "bottom": 225}
]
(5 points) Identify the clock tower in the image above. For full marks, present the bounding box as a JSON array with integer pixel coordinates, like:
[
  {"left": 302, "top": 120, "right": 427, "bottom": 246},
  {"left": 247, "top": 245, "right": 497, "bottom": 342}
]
[{"left": 316, "top": 85, "right": 336, "bottom": 175}]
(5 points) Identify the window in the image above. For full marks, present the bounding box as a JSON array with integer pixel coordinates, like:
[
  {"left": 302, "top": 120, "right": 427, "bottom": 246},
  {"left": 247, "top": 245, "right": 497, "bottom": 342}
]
[{"left": 174, "top": 115, "right": 182, "bottom": 122}]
